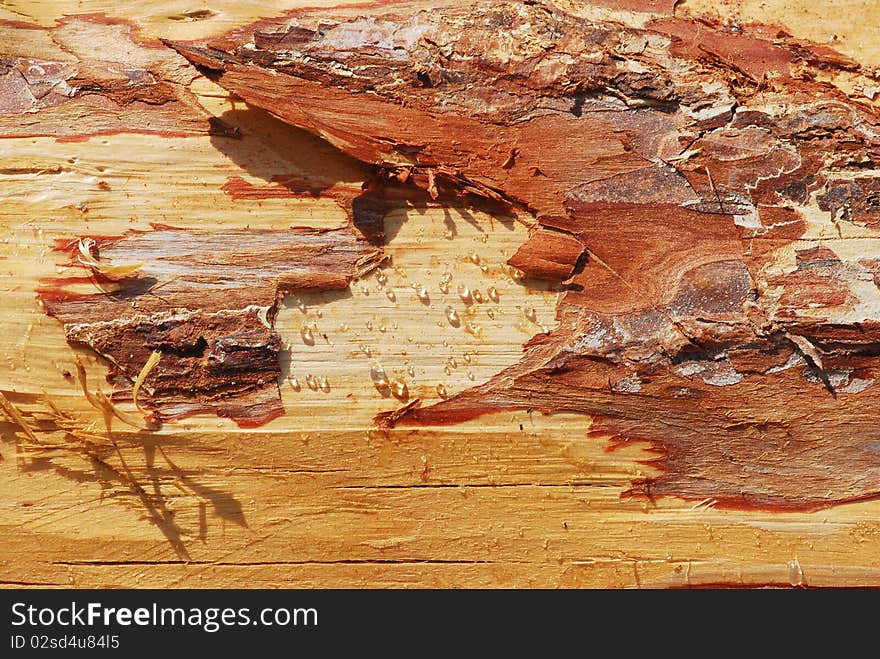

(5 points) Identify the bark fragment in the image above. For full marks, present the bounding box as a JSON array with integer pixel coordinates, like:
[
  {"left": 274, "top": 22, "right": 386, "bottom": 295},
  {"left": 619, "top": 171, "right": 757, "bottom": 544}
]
[
  {"left": 166, "top": 0, "right": 880, "bottom": 508},
  {"left": 39, "top": 226, "right": 381, "bottom": 426},
  {"left": 0, "top": 15, "right": 209, "bottom": 139},
  {"left": 508, "top": 229, "right": 585, "bottom": 281}
]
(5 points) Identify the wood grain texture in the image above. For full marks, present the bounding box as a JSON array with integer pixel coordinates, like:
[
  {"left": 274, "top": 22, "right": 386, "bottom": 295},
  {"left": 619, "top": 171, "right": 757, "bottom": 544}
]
[{"left": 1, "top": 0, "right": 880, "bottom": 589}]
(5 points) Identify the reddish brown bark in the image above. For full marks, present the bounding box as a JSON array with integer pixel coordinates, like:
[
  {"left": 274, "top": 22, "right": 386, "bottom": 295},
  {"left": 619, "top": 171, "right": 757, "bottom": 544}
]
[
  {"left": 39, "top": 226, "right": 381, "bottom": 426},
  {"left": 165, "top": 0, "right": 880, "bottom": 509},
  {"left": 0, "top": 15, "right": 208, "bottom": 139}
]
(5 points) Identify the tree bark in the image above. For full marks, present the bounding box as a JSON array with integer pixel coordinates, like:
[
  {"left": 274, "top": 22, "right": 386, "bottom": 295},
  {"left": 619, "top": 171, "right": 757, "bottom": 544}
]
[{"left": 165, "top": 0, "right": 880, "bottom": 510}]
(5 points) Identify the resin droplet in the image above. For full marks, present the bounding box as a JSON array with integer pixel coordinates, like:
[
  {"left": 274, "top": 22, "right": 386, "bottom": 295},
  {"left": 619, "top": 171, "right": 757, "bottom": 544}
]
[
  {"left": 318, "top": 376, "right": 330, "bottom": 393},
  {"left": 370, "top": 362, "right": 389, "bottom": 390},
  {"left": 289, "top": 377, "right": 301, "bottom": 392},
  {"left": 306, "top": 374, "right": 318, "bottom": 390},
  {"left": 487, "top": 286, "right": 499, "bottom": 302},
  {"left": 486, "top": 309, "right": 495, "bottom": 319},
  {"left": 391, "top": 378, "right": 409, "bottom": 400},
  {"left": 386, "top": 290, "right": 396, "bottom": 302},
  {"left": 366, "top": 320, "right": 373, "bottom": 331},
  {"left": 457, "top": 285, "right": 472, "bottom": 305},
  {"left": 417, "top": 286, "right": 430, "bottom": 304},
  {"left": 407, "top": 365, "right": 416, "bottom": 377},
  {"left": 448, "top": 357, "right": 458, "bottom": 369},
  {"left": 439, "top": 280, "right": 450, "bottom": 294},
  {"left": 467, "top": 372, "right": 475, "bottom": 381},
  {"left": 359, "top": 343, "right": 372, "bottom": 357},
  {"left": 788, "top": 558, "right": 804, "bottom": 587},
  {"left": 436, "top": 384, "right": 448, "bottom": 398},
  {"left": 376, "top": 271, "right": 388, "bottom": 286},
  {"left": 445, "top": 306, "right": 461, "bottom": 327},
  {"left": 463, "top": 353, "right": 471, "bottom": 365},
  {"left": 465, "top": 322, "right": 483, "bottom": 337},
  {"left": 524, "top": 307, "right": 537, "bottom": 323},
  {"left": 468, "top": 252, "right": 481, "bottom": 265},
  {"left": 301, "top": 326, "right": 315, "bottom": 345},
  {"left": 473, "top": 289, "right": 484, "bottom": 303}
]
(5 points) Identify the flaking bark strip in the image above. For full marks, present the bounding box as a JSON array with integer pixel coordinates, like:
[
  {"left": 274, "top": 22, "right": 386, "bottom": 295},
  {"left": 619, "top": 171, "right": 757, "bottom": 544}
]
[
  {"left": 0, "top": 15, "right": 210, "bottom": 140},
  {"left": 167, "top": 0, "right": 880, "bottom": 509},
  {"left": 39, "top": 225, "right": 381, "bottom": 427}
]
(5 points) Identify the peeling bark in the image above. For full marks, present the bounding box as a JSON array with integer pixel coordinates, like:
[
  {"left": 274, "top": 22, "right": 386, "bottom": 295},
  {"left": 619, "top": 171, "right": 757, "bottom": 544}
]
[
  {"left": 38, "top": 226, "right": 381, "bottom": 426},
  {"left": 0, "top": 16, "right": 208, "bottom": 139},
  {"left": 165, "top": 0, "right": 880, "bottom": 509}
]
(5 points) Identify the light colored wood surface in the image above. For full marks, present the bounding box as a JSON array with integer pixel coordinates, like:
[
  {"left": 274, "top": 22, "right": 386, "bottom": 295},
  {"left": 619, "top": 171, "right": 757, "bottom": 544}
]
[{"left": 2, "top": 0, "right": 880, "bottom": 588}]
